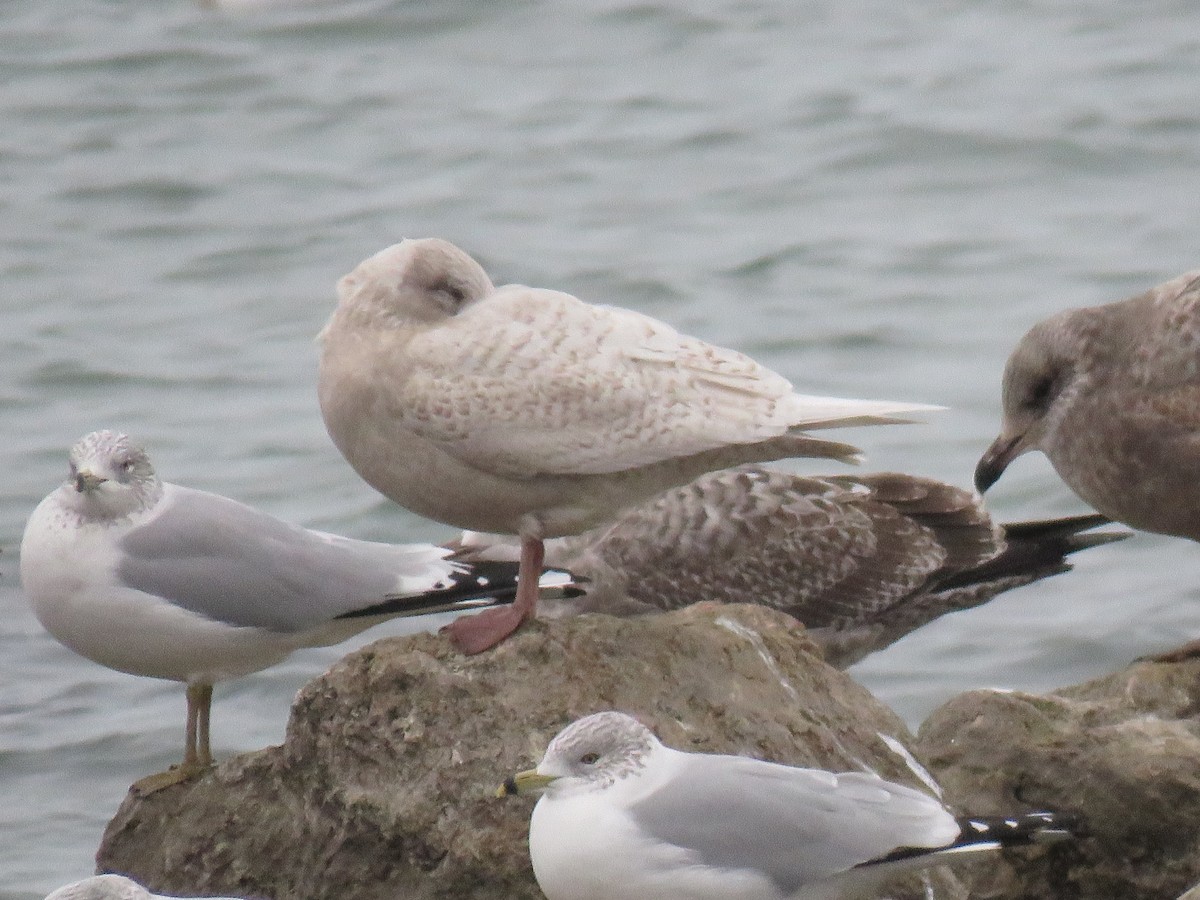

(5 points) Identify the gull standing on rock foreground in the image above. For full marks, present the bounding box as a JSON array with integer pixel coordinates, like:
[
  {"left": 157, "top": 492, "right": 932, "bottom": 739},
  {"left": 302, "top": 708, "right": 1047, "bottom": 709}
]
[
  {"left": 500, "top": 711, "right": 1072, "bottom": 900},
  {"left": 976, "top": 269, "right": 1200, "bottom": 539},
  {"left": 318, "top": 238, "right": 940, "bottom": 653},
  {"left": 456, "top": 465, "right": 1125, "bottom": 667},
  {"left": 20, "top": 430, "right": 566, "bottom": 792}
]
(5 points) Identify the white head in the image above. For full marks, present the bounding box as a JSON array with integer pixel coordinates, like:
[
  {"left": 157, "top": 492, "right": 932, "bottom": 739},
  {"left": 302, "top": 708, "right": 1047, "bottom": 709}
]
[
  {"left": 331, "top": 238, "right": 495, "bottom": 329},
  {"left": 62, "top": 430, "right": 163, "bottom": 520},
  {"left": 502, "top": 712, "right": 660, "bottom": 800},
  {"left": 43, "top": 874, "right": 153, "bottom": 900}
]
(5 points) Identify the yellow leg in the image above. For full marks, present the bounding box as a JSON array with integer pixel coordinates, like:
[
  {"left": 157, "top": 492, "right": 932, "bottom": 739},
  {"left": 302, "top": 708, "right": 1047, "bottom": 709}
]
[{"left": 131, "top": 682, "right": 215, "bottom": 795}]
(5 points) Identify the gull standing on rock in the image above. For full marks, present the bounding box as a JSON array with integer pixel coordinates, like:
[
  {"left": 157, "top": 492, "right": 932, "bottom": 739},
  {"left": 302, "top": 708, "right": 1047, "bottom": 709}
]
[
  {"left": 317, "top": 238, "right": 940, "bottom": 653},
  {"left": 20, "top": 430, "right": 567, "bottom": 792},
  {"left": 456, "top": 466, "right": 1125, "bottom": 667},
  {"left": 976, "top": 269, "right": 1200, "bottom": 538},
  {"left": 500, "top": 711, "right": 1072, "bottom": 900}
]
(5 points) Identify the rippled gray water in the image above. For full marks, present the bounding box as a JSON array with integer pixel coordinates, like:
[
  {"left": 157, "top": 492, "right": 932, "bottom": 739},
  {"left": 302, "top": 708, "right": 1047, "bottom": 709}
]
[{"left": 5, "top": 1, "right": 1200, "bottom": 895}]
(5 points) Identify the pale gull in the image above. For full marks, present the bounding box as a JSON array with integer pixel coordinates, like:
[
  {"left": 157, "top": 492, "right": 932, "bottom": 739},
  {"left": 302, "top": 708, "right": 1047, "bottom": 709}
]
[
  {"left": 976, "top": 269, "right": 1200, "bottom": 539},
  {"left": 499, "top": 711, "right": 1071, "bottom": 900},
  {"left": 19, "top": 430, "right": 570, "bottom": 792},
  {"left": 44, "top": 875, "right": 244, "bottom": 900},
  {"left": 456, "top": 465, "right": 1125, "bottom": 667},
  {"left": 317, "top": 238, "right": 940, "bottom": 653}
]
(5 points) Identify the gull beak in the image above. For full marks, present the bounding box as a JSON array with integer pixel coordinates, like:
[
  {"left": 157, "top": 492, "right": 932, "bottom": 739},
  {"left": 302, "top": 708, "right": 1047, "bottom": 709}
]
[
  {"left": 974, "top": 432, "right": 1025, "bottom": 493},
  {"left": 496, "top": 769, "right": 558, "bottom": 798},
  {"left": 74, "top": 469, "right": 107, "bottom": 493}
]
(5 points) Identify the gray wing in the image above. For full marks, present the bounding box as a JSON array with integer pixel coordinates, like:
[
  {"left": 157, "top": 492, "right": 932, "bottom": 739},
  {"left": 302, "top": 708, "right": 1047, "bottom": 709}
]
[
  {"left": 567, "top": 466, "right": 1003, "bottom": 627},
  {"left": 628, "top": 753, "right": 958, "bottom": 895},
  {"left": 116, "top": 484, "right": 455, "bottom": 632}
]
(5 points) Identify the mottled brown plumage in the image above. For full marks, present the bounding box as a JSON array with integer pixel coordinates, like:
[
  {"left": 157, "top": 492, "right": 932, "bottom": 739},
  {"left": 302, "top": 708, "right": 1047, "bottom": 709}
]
[
  {"left": 977, "top": 269, "right": 1200, "bottom": 541},
  {"left": 456, "top": 466, "right": 1123, "bottom": 667}
]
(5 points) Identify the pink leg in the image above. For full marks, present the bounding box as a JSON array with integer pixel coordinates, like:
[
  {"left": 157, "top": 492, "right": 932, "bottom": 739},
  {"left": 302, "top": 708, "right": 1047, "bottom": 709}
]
[{"left": 442, "top": 536, "right": 544, "bottom": 654}]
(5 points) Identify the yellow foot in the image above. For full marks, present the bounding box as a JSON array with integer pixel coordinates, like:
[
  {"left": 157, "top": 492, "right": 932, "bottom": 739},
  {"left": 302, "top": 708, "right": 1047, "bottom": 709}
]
[{"left": 131, "top": 761, "right": 211, "bottom": 796}]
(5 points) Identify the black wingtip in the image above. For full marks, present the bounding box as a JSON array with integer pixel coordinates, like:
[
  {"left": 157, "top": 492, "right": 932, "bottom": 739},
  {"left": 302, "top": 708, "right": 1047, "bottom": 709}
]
[
  {"left": 953, "top": 811, "right": 1077, "bottom": 848},
  {"left": 334, "top": 562, "right": 585, "bottom": 622}
]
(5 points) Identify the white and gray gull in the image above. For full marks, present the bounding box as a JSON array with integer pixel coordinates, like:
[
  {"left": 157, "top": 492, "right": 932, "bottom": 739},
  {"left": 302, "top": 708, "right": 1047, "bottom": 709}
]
[
  {"left": 19, "top": 430, "right": 568, "bottom": 792},
  {"left": 500, "top": 711, "right": 1072, "bottom": 900},
  {"left": 317, "top": 238, "right": 940, "bottom": 653}
]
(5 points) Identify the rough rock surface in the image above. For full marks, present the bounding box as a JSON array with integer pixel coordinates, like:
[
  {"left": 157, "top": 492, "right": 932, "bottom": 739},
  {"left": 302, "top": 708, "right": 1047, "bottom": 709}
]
[
  {"left": 97, "top": 604, "right": 972, "bottom": 900},
  {"left": 918, "top": 652, "right": 1200, "bottom": 900}
]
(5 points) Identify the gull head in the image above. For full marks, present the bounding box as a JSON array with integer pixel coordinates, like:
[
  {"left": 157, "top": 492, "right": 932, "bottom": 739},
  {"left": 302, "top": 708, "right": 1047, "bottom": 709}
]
[
  {"left": 332, "top": 238, "right": 495, "bottom": 330},
  {"left": 976, "top": 311, "right": 1082, "bottom": 493},
  {"left": 500, "top": 711, "right": 659, "bottom": 800},
  {"left": 63, "top": 430, "right": 163, "bottom": 520}
]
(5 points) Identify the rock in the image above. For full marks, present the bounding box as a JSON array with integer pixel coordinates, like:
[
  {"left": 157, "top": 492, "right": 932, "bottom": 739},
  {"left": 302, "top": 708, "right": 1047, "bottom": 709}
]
[
  {"left": 97, "top": 603, "right": 969, "bottom": 900},
  {"left": 917, "top": 653, "right": 1200, "bottom": 900}
]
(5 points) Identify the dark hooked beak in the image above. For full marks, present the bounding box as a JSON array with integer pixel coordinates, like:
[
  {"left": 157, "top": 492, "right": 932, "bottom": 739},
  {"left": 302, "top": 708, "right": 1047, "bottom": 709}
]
[
  {"left": 974, "top": 433, "right": 1024, "bottom": 493},
  {"left": 74, "top": 470, "right": 107, "bottom": 493}
]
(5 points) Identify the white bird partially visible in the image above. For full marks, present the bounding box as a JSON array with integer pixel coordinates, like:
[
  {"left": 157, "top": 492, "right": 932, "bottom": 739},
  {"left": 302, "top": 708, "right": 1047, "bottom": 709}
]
[
  {"left": 20, "top": 430, "right": 570, "bottom": 792},
  {"left": 318, "top": 238, "right": 940, "bottom": 653},
  {"left": 501, "top": 711, "right": 1072, "bottom": 900},
  {"left": 44, "top": 874, "right": 242, "bottom": 900}
]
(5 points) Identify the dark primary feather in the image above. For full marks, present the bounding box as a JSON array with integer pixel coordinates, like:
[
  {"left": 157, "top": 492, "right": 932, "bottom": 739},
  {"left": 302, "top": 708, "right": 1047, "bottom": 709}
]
[
  {"left": 335, "top": 561, "right": 583, "bottom": 620},
  {"left": 812, "top": 511, "right": 1125, "bottom": 667},
  {"left": 869, "top": 811, "right": 1075, "bottom": 867}
]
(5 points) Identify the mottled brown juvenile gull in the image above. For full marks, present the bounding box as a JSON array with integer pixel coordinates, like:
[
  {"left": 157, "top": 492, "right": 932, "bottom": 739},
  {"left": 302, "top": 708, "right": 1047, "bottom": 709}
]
[
  {"left": 317, "top": 238, "right": 940, "bottom": 652},
  {"left": 20, "top": 431, "right": 571, "bottom": 792},
  {"left": 456, "top": 465, "right": 1124, "bottom": 667},
  {"left": 499, "top": 711, "right": 1072, "bottom": 900},
  {"left": 976, "top": 269, "right": 1200, "bottom": 540}
]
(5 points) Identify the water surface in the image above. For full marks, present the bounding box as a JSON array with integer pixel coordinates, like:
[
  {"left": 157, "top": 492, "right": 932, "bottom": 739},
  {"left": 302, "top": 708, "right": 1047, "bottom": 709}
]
[{"left": 4, "top": 1, "right": 1200, "bottom": 895}]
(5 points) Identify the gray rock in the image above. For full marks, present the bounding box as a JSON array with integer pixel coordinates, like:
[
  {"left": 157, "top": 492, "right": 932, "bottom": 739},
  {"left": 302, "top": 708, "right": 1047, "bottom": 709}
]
[
  {"left": 97, "top": 604, "right": 969, "bottom": 899},
  {"left": 917, "top": 653, "right": 1200, "bottom": 900}
]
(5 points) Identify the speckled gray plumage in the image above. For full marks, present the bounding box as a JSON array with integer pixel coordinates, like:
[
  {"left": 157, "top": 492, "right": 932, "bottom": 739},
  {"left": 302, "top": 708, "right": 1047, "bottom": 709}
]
[{"left": 977, "top": 269, "right": 1200, "bottom": 540}]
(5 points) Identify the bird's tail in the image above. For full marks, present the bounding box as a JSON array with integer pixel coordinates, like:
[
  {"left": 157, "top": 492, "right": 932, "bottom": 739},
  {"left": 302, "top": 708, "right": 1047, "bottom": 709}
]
[{"left": 782, "top": 394, "right": 945, "bottom": 430}]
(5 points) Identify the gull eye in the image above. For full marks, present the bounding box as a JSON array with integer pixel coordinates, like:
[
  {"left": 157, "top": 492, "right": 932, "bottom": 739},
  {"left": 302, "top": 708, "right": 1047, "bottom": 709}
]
[
  {"left": 1024, "top": 374, "right": 1055, "bottom": 410},
  {"left": 120, "top": 459, "right": 136, "bottom": 473},
  {"left": 579, "top": 752, "right": 600, "bottom": 765}
]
